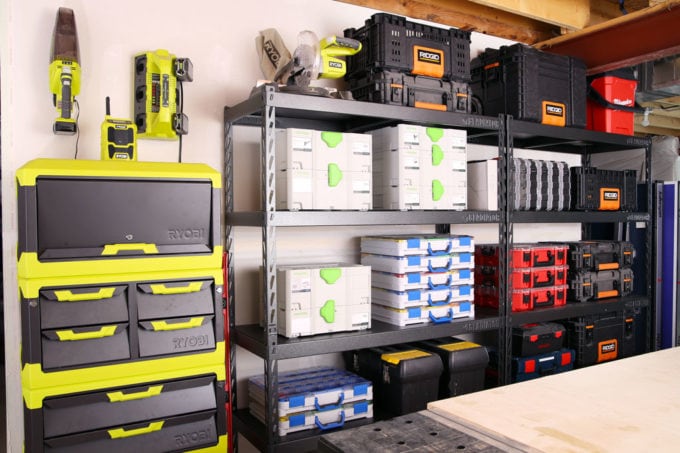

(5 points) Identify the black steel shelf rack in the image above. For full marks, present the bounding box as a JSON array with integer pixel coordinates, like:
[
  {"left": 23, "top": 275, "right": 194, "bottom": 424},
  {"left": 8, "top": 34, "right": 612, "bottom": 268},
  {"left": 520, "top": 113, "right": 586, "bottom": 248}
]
[
  {"left": 224, "top": 84, "right": 506, "bottom": 452},
  {"left": 223, "top": 86, "right": 653, "bottom": 452}
]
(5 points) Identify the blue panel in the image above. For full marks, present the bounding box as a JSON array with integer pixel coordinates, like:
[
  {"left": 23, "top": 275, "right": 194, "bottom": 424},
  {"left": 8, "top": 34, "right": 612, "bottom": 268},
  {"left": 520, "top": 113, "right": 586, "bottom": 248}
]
[
  {"left": 407, "top": 290, "right": 421, "bottom": 301},
  {"left": 407, "top": 307, "right": 422, "bottom": 318},
  {"left": 459, "top": 285, "right": 471, "bottom": 296},
  {"left": 354, "top": 401, "right": 368, "bottom": 414},
  {"left": 459, "top": 268, "right": 471, "bottom": 279},
  {"left": 288, "top": 395, "right": 305, "bottom": 408},
  {"left": 459, "top": 236, "right": 472, "bottom": 246},
  {"left": 406, "top": 238, "right": 420, "bottom": 249},
  {"left": 289, "top": 413, "right": 306, "bottom": 427},
  {"left": 407, "top": 256, "right": 421, "bottom": 266},
  {"left": 407, "top": 273, "right": 421, "bottom": 283},
  {"left": 460, "top": 302, "right": 472, "bottom": 312},
  {"left": 353, "top": 383, "right": 368, "bottom": 396},
  {"left": 459, "top": 253, "right": 472, "bottom": 263}
]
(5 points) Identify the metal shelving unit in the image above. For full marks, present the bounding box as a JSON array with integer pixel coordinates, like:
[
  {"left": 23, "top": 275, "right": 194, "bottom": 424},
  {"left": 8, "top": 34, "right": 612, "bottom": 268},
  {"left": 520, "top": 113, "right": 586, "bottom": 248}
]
[
  {"left": 223, "top": 86, "right": 653, "bottom": 451},
  {"left": 224, "top": 85, "right": 506, "bottom": 452}
]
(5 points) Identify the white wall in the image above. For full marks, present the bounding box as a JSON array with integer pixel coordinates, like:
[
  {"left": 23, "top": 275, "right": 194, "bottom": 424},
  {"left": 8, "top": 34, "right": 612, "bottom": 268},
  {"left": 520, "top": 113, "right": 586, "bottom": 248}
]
[{"left": 1, "top": 1, "right": 538, "bottom": 451}]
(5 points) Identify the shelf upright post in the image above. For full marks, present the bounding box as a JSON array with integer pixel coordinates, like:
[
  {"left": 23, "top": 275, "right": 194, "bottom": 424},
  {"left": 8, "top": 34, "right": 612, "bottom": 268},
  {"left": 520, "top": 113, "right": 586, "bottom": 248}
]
[
  {"left": 645, "top": 140, "right": 653, "bottom": 353},
  {"left": 498, "top": 114, "right": 512, "bottom": 386},
  {"left": 224, "top": 107, "right": 238, "bottom": 453},
  {"left": 261, "top": 85, "right": 280, "bottom": 448}
]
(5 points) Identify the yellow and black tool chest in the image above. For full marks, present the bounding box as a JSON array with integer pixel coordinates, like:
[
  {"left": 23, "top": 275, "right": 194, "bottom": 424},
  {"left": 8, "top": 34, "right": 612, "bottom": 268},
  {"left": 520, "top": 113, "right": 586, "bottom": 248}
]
[{"left": 17, "top": 158, "right": 227, "bottom": 452}]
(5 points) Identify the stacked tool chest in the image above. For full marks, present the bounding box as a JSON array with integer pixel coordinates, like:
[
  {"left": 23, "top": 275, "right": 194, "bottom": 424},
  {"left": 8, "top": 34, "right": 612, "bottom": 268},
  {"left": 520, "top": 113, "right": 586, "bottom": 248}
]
[
  {"left": 344, "top": 13, "right": 472, "bottom": 113},
  {"left": 17, "top": 159, "right": 226, "bottom": 452}
]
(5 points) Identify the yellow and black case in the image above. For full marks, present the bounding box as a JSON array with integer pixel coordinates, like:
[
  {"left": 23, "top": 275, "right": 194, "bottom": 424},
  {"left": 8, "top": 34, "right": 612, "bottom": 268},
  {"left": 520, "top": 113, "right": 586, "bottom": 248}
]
[{"left": 16, "top": 159, "right": 222, "bottom": 279}]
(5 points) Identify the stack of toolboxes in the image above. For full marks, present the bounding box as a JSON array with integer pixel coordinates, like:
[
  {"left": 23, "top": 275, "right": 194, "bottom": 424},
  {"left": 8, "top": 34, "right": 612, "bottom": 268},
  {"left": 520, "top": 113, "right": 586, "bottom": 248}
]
[
  {"left": 488, "top": 322, "right": 575, "bottom": 383},
  {"left": 17, "top": 159, "right": 226, "bottom": 452},
  {"left": 276, "top": 263, "right": 371, "bottom": 338},
  {"left": 370, "top": 124, "right": 467, "bottom": 210},
  {"left": 248, "top": 367, "right": 373, "bottom": 436},
  {"left": 344, "top": 12, "right": 472, "bottom": 113},
  {"left": 276, "top": 128, "right": 372, "bottom": 210},
  {"left": 475, "top": 243, "right": 569, "bottom": 312},
  {"left": 361, "top": 234, "right": 475, "bottom": 325}
]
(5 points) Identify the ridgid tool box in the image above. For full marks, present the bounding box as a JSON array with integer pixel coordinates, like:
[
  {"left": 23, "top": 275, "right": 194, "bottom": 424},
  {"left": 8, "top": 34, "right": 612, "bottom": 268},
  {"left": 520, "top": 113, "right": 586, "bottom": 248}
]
[
  {"left": 564, "top": 312, "right": 627, "bottom": 367},
  {"left": 470, "top": 43, "right": 587, "bottom": 127},
  {"left": 344, "top": 13, "right": 472, "bottom": 112},
  {"left": 345, "top": 345, "right": 443, "bottom": 416},
  {"left": 570, "top": 167, "right": 637, "bottom": 211},
  {"left": 565, "top": 241, "right": 635, "bottom": 271},
  {"left": 568, "top": 268, "right": 634, "bottom": 302},
  {"left": 415, "top": 338, "right": 488, "bottom": 399}
]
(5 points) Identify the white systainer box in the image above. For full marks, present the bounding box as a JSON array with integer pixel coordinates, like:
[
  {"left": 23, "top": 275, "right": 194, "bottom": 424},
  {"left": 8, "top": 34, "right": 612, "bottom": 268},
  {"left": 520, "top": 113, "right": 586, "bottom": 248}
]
[
  {"left": 371, "top": 284, "right": 474, "bottom": 309},
  {"left": 276, "top": 128, "right": 372, "bottom": 210},
  {"left": 361, "top": 251, "right": 474, "bottom": 274},
  {"left": 361, "top": 234, "right": 474, "bottom": 256},
  {"left": 372, "top": 300, "right": 474, "bottom": 326},
  {"left": 467, "top": 159, "right": 498, "bottom": 211},
  {"left": 370, "top": 269, "right": 474, "bottom": 291},
  {"left": 277, "top": 263, "right": 371, "bottom": 338}
]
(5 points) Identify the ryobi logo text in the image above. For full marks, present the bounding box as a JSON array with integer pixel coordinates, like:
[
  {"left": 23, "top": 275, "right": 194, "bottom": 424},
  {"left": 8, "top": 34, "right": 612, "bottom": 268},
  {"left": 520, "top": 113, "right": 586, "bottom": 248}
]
[
  {"left": 263, "top": 40, "right": 281, "bottom": 66},
  {"left": 417, "top": 49, "right": 442, "bottom": 64},
  {"left": 168, "top": 228, "right": 205, "bottom": 240}
]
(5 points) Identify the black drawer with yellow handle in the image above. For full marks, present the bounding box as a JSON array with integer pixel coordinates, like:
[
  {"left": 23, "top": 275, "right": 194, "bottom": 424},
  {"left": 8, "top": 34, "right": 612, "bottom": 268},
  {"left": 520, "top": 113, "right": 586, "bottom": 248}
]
[
  {"left": 20, "top": 269, "right": 224, "bottom": 396},
  {"left": 24, "top": 373, "right": 226, "bottom": 453},
  {"left": 16, "top": 158, "right": 222, "bottom": 279}
]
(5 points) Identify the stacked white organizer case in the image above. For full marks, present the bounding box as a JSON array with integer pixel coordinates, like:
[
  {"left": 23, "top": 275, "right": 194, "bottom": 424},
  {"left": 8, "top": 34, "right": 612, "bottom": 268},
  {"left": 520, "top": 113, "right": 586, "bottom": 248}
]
[
  {"left": 370, "top": 124, "right": 467, "bottom": 210},
  {"left": 276, "top": 128, "right": 372, "bottom": 210},
  {"left": 248, "top": 367, "right": 373, "bottom": 436},
  {"left": 361, "top": 234, "right": 475, "bottom": 326},
  {"left": 277, "top": 263, "right": 371, "bottom": 338}
]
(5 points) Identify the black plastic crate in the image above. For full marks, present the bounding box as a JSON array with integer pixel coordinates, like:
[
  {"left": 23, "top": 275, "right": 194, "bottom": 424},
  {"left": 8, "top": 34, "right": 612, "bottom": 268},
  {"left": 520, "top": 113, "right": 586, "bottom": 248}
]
[
  {"left": 571, "top": 167, "right": 637, "bottom": 211},
  {"left": 349, "top": 69, "right": 471, "bottom": 112},
  {"left": 344, "top": 345, "right": 443, "bottom": 416},
  {"left": 511, "top": 158, "right": 571, "bottom": 211},
  {"left": 344, "top": 12, "right": 471, "bottom": 81},
  {"left": 568, "top": 268, "right": 634, "bottom": 302},
  {"left": 564, "top": 312, "right": 630, "bottom": 367},
  {"left": 470, "top": 43, "right": 586, "bottom": 127},
  {"left": 565, "top": 240, "right": 635, "bottom": 272},
  {"left": 512, "top": 322, "right": 565, "bottom": 357}
]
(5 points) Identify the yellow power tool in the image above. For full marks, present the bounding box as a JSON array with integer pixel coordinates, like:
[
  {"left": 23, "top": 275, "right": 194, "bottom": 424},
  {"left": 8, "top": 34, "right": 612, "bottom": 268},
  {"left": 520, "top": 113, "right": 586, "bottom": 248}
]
[{"left": 49, "top": 7, "right": 81, "bottom": 135}]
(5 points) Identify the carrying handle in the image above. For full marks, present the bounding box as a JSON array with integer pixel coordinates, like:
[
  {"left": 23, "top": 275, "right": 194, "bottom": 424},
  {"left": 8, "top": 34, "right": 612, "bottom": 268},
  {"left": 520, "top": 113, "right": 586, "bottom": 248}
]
[
  {"left": 427, "top": 292, "right": 452, "bottom": 307},
  {"left": 428, "top": 308, "right": 453, "bottom": 324},
  {"left": 426, "top": 241, "right": 452, "bottom": 256},
  {"left": 149, "top": 282, "right": 203, "bottom": 295},
  {"left": 427, "top": 258, "right": 452, "bottom": 273},
  {"left": 533, "top": 291, "right": 555, "bottom": 307},
  {"left": 427, "top": 275, "right": 453, "bottom": 290},
  {"left": 314, "top": 393, "right": 345, "bottom": 412},
  {"left": 149, "top": 317, "right": 205, "bottom": 331},
  {"left": 315, "top": 412, "right": 346, "bottom": 430},
  {"left": 55, "top": 325, "right": 118, "bottom": 341},
  {"left": 587, "top": 85, "right": 646, "bottom": 113}
]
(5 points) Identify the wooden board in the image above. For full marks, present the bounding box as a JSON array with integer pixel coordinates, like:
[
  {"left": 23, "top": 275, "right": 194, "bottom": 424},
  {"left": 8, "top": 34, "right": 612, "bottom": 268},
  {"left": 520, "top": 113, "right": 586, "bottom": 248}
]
[{"left": 428, "top": 348, "right": 680, "bottom": 452}]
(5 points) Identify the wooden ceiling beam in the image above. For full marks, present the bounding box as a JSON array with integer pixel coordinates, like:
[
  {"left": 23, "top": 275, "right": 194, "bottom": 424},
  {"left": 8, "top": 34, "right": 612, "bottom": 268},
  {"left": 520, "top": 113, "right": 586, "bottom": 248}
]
[
  {"left": 466, "top": 0, "right": 591, "bottom": 30},
  {"left": 335, "top": 0, "right": 559, "bottom": 44}
]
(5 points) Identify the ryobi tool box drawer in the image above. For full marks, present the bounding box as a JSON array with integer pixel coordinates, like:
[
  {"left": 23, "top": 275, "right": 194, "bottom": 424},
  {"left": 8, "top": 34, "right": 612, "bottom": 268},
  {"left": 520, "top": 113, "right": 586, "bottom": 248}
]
[
  {"left": 248, "top": 367, "right": 373, "bottom": 436},
  {"left": 565, "top": 241, "right": 635, "bottom": 271},
  {"left": 512, "top": 322, "right": 565, "bottom": 356},
  {"left": 20, "top": 269, "right": 224, "bottom": 390},
  {"left": 344, "top": 12, "right": 471, "bottom": 82},
  {"left": 348, "top": 70, "right": 471, "bottom": 112},
  {"left": 25, "top": 373, "right": 226, "bottom": 453},
  {"left": 415, "top": 338, "right": 488, "bottom": 399},
  {"left": 567, "top": 268, "right": 634, "bottom": 302},
  {"left": 345, "top": 345, "right": 443, "bottom": 416},
  {"left": 470, "top": 43, "right": 587, "bottom": 127},
  {"left": 16, "top": 159, "right": 222, "bottom": 279},
  {"left": 570, "top": 167, "right": 637, "bottom": 211}
]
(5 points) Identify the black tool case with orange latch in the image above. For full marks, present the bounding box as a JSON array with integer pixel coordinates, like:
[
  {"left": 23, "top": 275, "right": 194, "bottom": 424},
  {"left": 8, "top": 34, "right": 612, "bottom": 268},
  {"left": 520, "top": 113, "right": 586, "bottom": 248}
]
[
  {"left": 347, "top": 70, "right": 471, "bottom": 112},
  {"left": 344, "top": 12, "right": 471, "bottom": 82},
  {"left": 565, "top": 240, "right": 635, "bottom": 272},
  {"left": 470, "top": 43, "right": 587, "bottom": 127},
  {"left": 567, "top": 268, "right": 634, "bottom": 303},
  {"left": 570, "top": 167, "right": 637, "bottom": 211}
]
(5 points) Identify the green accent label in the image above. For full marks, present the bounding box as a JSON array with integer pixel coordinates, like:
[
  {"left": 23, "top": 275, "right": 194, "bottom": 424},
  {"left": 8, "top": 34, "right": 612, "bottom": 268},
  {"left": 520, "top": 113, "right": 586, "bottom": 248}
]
[
  {"left": 426, "top": 127, "right": 444, "bottom": 143},
  {"left": 321, "top": 131, "right": 343, "bottom": 148},
  {"left": 432, "top": 145, "right": 444, "bottom": 166},
  {"left": 328, "top": 164, "right": 343, "bottom": 187},
  {"left": 432, "top": 180, "right": 444, "bottom": 201},
  {"left": 320, "top": 300, "right": 336, "bottom": 323},
  {"left": 320, "top": 268, "right": 342, "bottom": 284}
]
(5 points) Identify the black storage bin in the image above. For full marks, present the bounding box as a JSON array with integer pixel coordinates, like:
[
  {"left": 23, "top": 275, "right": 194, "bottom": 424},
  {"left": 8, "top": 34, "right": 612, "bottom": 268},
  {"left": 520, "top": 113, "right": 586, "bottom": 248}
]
[
  {"left": 570, "top": 167, "right": 637, "bottom": 211},
  {"left": 470, "top": 43, "right": 587, "bottom": 127},
  {"left": 348, "top": 69, "right": 471, "bottom": 112},
  {"left": 415, "top": 337, "right": 488, "bottom": 398},
  {"left": 344, "top": 12, "right": 471, "bottom": 81},
  {"left": 565, "top": 312, "right": 623, "bottom": 367},
  {"left": 345, "top": 345, "right": 443, "bottom": 416},
  {"left": 565, "top": 240, "right": 635, "bottom": 272},
  {"left": 512, "top": 322, "right": 565, "bottom": 357},
  {"left": 567, "top": 268, "right": 634, "bottom": 302}
]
